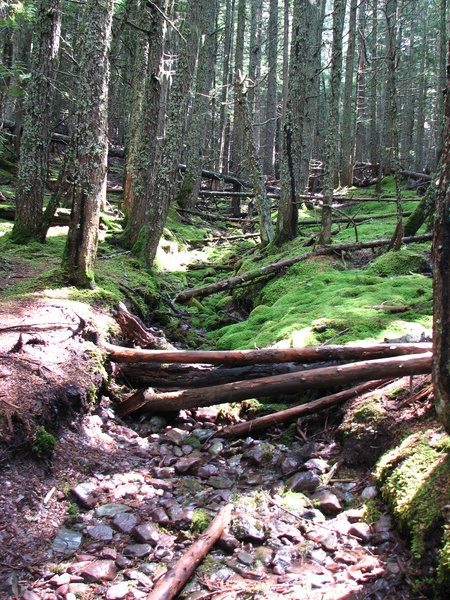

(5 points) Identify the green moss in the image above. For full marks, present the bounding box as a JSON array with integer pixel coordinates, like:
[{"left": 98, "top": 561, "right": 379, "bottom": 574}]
[
  {"left": 368, "top": 249, "right": 426, "bottom": 277},
  {"left": 352, "top": 397, "right": 385, "bottom": 424},
  {"left": 279, "top": 490, "right": 310, "bottom": 514},
  {"left": 183, "top": 436, "right": 202, "bottom": 450},
  {"left": 375, "top": 429, "right": 450, "bottom": 591},
  {"left": 190, "top": 509, "right": 212, "bottom": 533},
  {"left": 32, "top": 426, "right": 57, "bottom": 457}
]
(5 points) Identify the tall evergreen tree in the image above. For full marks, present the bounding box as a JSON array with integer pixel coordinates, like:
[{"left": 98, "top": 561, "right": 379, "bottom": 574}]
[
  {"left": 63, "top": 0, "right": 114, "bottom": 287},
  {"left": 11, "top": 0, "right": 62, "bottom": 243}
]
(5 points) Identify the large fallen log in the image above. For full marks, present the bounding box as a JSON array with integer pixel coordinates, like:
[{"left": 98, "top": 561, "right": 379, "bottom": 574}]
[
  {"left": 146, "top": 504, "right": 233, "bottom": 600},
  {"left": 104, "top": 341, "right": 432, "bottom": 366},
  {"left": 219, "top": 379, "right": 391, "bottom": 438},
  {"left": 173, "top": 233, "right": 433, "bottom": 303},
  {"left": 117, "top": 352, "right": 432, "bottom": 416}
]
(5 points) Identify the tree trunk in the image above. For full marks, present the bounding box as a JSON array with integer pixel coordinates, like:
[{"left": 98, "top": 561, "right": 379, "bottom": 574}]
[
  {"left": 262, "top": 0, "right": 278, "bottom": 177},
  {"left": 340, "top": 0, "right": 358, "bottom": 187},
  {"left": 118, "top": 353, "right": 432, "bottom": 415},
  {"left": 63, "top": 0, "right": 114, "bottom": 287},
  {"left": 139, "top": 0, "right": 204, "bottom": 267},
  {"left": 11, "top": 0, "right": 62, "bottom": 244},
  {"left": 234, "top": 75, "right": 275, "bottom": 246},
  {"left": 318, "top": 0, "right": 346, "bottom": 246},
  {"left": 432, "top": 38, "right": 450, "bottom": 434},
  {"left": 218, "top": 0, "right": 235, "bottom": 173},
  {"left": 121, "top": 1, "right": 165, "bottom": 248},
  {"left": 175, "top": 0, "right": 218, "bottom": 209},
  {"left": 104, "top": 340, "right": 432, "bottom": 366}
]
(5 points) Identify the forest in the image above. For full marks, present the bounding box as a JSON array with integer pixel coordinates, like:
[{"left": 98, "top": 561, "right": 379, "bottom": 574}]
[{"left": 1, "top": 0, "right": 450, "bottom": 598}]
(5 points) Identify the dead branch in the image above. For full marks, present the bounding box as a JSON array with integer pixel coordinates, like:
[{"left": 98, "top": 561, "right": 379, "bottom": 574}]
[
  {"left": 112, "top": 302, "right": 176, "bottom": 350},
  {"left": 174, "top": 233, "right": 433, "bottom": 303},
  {"left": 218, "top": 379, "right": 390, "bottom": 438},
  {"left": 104, "top": 341, "right": 432, "bottom": 366},
  {"left": 146, "top": 504, "right": 233, "bottom": 600},
  {"left": 117, "top": 352, "right": 432, "bottom": 416}
]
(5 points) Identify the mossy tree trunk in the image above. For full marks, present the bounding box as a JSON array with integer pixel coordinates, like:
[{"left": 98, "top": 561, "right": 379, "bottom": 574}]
[
  {"left": 11, "top": 0, "right": 62, "bottom": 244},
  {"left": 175, "top": 0, "right": 218, "bottom": 209},
  {"left": 139, "top": 0, "right": 204, "bottom": 267},
  {"left": 63, "top": 0, "right": 114, "bottom": 287},
  {"left": 235, "top": 74, "right": 274, "bottom": 246},
  {"left": 121, "top": 0, "right": 165, "bottom": 248},
  {"left": 432, "top": 39, "right": 450, "bottom": 434},
  {"left": 276, "top": 0, "right": 321, "bottom": 245},
  {"left": 318, "top": 0, "right": 345, "bottom": 246}
]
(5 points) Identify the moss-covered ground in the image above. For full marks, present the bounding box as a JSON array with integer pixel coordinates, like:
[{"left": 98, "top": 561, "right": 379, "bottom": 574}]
[{"left": 1, "top": 162, "right": 445, "bottom": 593}]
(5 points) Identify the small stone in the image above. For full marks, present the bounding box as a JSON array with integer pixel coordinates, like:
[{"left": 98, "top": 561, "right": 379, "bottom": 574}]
[
  {"left": 310, "top": 489, "right": 342, "bottom": 514},
  {"left": 149, "top": 415, "right": 167, "bottom": 431},
  {"left": 208, "top": 440, "right": 224, "bottom": 456},
  {"left": 309, "top": 548, "right": 328, "bottom": 565},
  {"left": 208, "top": 475, "right": 234, "bottom": 489},
  {"left": 304, "top": 458, "right": 329, "bottom": 474},
  {"left": 96, "top": 503, "right": 131, "bottom": 517},
  {"left": 165, "top": 428, "right": 187, "bottom": 445},
  {"left": 174, "top": 454, "right": 203, "bottom": 474},
  {"left": 132, "top": 523, "right": 160, "bottom": 545},
  {"left": 218, "top": 532, "right": 240, "bottom": 553},
  {"left": 167, "top": 504, "right": 193, "bottom": 528},
  {"left": 80, "top": 560, "right": 117, "bottom": 582},
  {"left": 273, "top": 547, "right": 292, "bottom": 569},
  {"left": 237, "top": 550, "right": 255, "bottom": 566},
  {"left": 50, "top": 573, "right": 71, "bottom": 586},
  {"left": 301, "top": 508, "right": 326, "bottom": 523},
  {"left": 348, "top": 522, "right": 372, "bottom": 544},
  {"left": 360, "top": 486, "right": 378, "bottom": 500},
  {"left": 253, "top": 546, "right": 273, "bottom": 566},
  {"left": 124, "top": 544, "right": 152, "bottom": 558},
  {"left": 280, "top": 455, "right": 301, "bottom": 474},
  {"left": 106, "top": 582, "right": 130, "bottom": 600},
  {"left": 124, "top": 569, "right": 153, "bottom": 588},
  {"left": 197, "top": 464, "right": 219, "bottom": 479},
  {"left": 113, "top": 512, "right": 140, "bottom": 534},
  {"left": 231, "top": 515, "right": 265, "bottom": 543},
  {"left": 289, "top": 471, "right": 321, "bottom": 492},
  {"left": 68, "top": 584, "right": 88, "bottom": 595},
  {"left": 86, "top": 525, "right": 114, "bottom": 542},
  {"left": 72, "top": 481, "right": 98, "bottom": 508},
  {"left": 21, "top": 591, "right": 39, "bottom": 600},
  {"left": 52, "top": 529, "right": 83, "bottom": 555},
  {"left": 374, "top": 513, "right": 392, "bottom": 533},
  {"left": 269, "top": 519, "right": 303, "bottom": 542},
  {"left": 149, "top": 507, "right": 170, "bottom": 526}
]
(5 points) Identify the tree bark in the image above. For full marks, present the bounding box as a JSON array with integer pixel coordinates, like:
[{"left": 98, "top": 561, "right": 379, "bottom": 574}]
[
  {"left": 318, "top": 0, "right": 346, "bottom": 246},
  {"left": 234, "top": 75, "right": 275, "bottom": 246},
  {"left": 219, "top": 379, "right": 391, "bottom": 438},
  {"left": 63, "top": 0, "right": 114, "bottom": 287},
  {"left": 173, "top": 233, "right": 433, "bottom": 302},
  {"left": 147, "top": 504, "right": 233, "bottom": 600},
  {"left": 262, "top": 0, "right": 278, "bottom": 177},
  {"left": 432, "top": 39, "right": 450, "bottom": 434},
  {"left": 117, "top": 352, "right": 432, "bottom": 415},
  {"left": 104, "top": 341, "right": 432, "bottom": 366},
  {"left": 11, "top": 0, "right": 62, "bottom": 243}
]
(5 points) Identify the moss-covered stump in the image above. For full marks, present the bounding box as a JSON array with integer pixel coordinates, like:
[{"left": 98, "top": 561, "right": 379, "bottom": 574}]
[{"left": 375, "top": 427, "right": 450, "bottom": 598}]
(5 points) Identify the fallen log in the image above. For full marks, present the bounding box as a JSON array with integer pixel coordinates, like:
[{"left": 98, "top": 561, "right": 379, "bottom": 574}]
[
  {"left": 117, "top": 352, "right": 432, "bottom": 416},
  {"left": 146, "top": 504, "right": 233, "bottom": 600},
  {"left": 174, "top": 233, "right": 433, "bottom": 303},
  {"left": 219, "top": 379, "right": 391, "bottom": 438},
  {"left": 104, "top": 341, "right": 432, "bottom": 366},
  {"left": 112, "top": 302, "right": 176, "bottom": 350}
]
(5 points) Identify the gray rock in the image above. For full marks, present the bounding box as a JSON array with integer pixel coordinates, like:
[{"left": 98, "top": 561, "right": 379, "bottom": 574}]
[
  {"left": 237, "top": 550, "right": 255, "bottom": 565},
  {"left": 348, "top": 522, "right": 372, "bottom": 544},
  {"left": 280, "top": 455, "right": 301, "bottom": 474},
  {"left": 96, "top": 503, "right": 131, "bottom": 517},
  {"left": 165, "top": 428, "right": 187, "bottom": 445},
  {"left": 360, "top": 485, "right": 378, "bottom": 500},
  {"left": 124, "top": 569, "right": 153, "bottom": 588},
  {"left": 254, "top": 546, "right": 273, "bottom": 566},
  {"left": 310, "top": 489, "right": 342, "bottom": 514},
  {"left": 166, "top": 504, "right": 193, "bottom": 528},
  {"left": 124, "top": 544, "right": 152, "bottom": 558},
  {"left": 272, "top": 546, "right": 293, "bottom": 569},
  {"left": 86, "top": 525, "right": 114, "bottom": 542},
  {"left": 208, "top": 440, "right": 224, "bottom": 456},
  {"left": 231, "top": 515, "right": 265, "bottom": 543},
  {"left": 79, "top": 560, "right": 117, "bottom": 582},
  {"left": 303, "top": 458, "right": 329, "bottom": 474},
  {"left": 309, "top": 548, "right": 328, "bottom": 565},
  {"left": 191, "top": 428, "right": 215, "bottom": 442},
  {"left": 113, "top": 512, "right": 140, "bottom": 534},
  {"left": 174, "top": 454, "right": 203, "bottom": 474},
  {"left": 289, "top": 470, "right": 321, "bottom": 492},
  {"left": 197, "top": 464, "right": 219, "bottom": 479},
  {"left": 72, "top": 481, "right": 98, "bottom": 508},
  {"left": 52, "top": 529, "right": 83, "bottom": 555},
  {"left": 269, "top": 519, "right": 303, "bottom": 542},
  {"left": 208, "top": 475, "right": 234, "bottom": 489},
  {"left": 132, "top": 523, "right": 160, "bottom": 545},
  {"left": 149, "top": 415, "right": 167, "bottom": 431},
  {"left": 149, "top": 507, "right": 170, "bottom": 526},
  {"left": 300, "top": 508, "right": 326, "bottom": 523},
  {"left": 106, "top": 582, "right": 129, "bottom": 600},
  {"left": 68, "top": 583, "right": 88, "bottom": 595},
  {"left": 218, "top": 531, "right": 240, "bottom": 553}
]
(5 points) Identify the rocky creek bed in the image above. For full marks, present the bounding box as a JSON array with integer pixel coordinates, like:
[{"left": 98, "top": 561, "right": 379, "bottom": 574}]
[{"left": 0, "top": 396, "right": 420, "bottom": 600}]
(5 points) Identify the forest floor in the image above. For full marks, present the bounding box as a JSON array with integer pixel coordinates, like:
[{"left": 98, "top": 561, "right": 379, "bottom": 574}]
[
  {"left": 0, "top": 161, "right": 446, "bottom": 599},
  {"left": 0, "top": 240, "right": 441, "bottom": 600}
]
